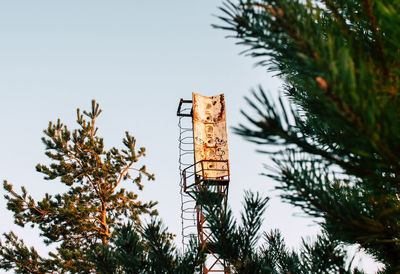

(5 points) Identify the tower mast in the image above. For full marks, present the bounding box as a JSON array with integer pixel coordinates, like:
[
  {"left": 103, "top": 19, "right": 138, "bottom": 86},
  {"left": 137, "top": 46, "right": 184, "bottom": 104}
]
[{"left": 177, "top": 93, "right": 230, "bottom": 273}]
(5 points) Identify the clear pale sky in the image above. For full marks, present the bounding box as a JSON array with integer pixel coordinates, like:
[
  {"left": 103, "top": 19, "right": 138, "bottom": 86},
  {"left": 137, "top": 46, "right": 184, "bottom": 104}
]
[{"left": 0, "top": 1, "right": 377, "bottom": 272}]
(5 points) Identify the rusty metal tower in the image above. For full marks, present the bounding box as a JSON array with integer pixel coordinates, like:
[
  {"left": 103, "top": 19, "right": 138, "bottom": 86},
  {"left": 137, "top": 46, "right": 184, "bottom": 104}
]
[{"left": 177, "top": 92, "right": 230, "bottom": 274}]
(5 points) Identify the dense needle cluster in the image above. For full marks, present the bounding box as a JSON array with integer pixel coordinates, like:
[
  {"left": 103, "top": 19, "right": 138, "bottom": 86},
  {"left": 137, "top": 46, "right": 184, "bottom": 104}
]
[{"left": 216, "top": 0, "right": 400, "bottom": 271}]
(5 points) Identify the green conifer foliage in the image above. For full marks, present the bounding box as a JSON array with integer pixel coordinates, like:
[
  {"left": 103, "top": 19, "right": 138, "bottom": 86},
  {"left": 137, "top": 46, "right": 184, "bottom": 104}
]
[
  {"left": 199, "top": 190, "right": 360, "bottom": 273},
  {"left": 217, "top": 0, "right": 400, "bottom": 271},
  {"left": 1, "top": 100, "right": 157, "bottom": 273},
  {"left": 89, "top": 220, "right": 204, "bottom": 274},
  {"left": 90, "top": 190, "right": 358, "bottom": 273}
]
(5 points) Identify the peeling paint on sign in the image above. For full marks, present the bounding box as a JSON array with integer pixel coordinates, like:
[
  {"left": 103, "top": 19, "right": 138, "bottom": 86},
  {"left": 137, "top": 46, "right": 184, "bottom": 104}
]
[{"left": 192, "top": 92, "right": 229, "bottom": 178}]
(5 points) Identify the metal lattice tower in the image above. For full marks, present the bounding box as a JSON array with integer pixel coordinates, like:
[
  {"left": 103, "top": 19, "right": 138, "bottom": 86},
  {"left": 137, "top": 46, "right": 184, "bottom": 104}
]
[{"left": 177, "top": 93, "right": 230, "bottom": 274}]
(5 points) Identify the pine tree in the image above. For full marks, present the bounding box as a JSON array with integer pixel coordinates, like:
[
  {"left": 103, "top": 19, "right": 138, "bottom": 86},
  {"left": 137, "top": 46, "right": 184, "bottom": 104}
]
[
  {"left": 89, "top": 220, "right": 204, "bottom": 274},
  {"left": 199, "top": 189, "right": 363, "bottom": 273},
  {"left": 217, "top": 0, "right": 400, "bottom": 271},
  {"left": 90, "top": 189, "right": 359, "bottom": 273},
  {"left": 0, "top": 100, "right": 157, "bottom": 273}
]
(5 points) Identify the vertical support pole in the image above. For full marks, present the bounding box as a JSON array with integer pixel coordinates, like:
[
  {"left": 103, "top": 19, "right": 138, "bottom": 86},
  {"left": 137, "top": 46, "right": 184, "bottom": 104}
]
[{"left": 178, "top": 93, "right": 230, "bottom": 273}]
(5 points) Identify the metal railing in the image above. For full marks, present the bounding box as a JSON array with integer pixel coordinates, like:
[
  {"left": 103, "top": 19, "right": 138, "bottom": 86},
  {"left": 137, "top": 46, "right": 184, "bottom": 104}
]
[{"left": 182, "top": 159, "right": 230, "bottom": 192}]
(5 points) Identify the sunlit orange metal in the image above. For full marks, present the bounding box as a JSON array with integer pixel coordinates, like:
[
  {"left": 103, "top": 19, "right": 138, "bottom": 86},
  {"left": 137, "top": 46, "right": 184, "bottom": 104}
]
[
  {"left": 178, "top": 93, "right": 230, "bottom": 274},
  {"left": 192, "top": 93, "right": 229, "bottom": 179}
]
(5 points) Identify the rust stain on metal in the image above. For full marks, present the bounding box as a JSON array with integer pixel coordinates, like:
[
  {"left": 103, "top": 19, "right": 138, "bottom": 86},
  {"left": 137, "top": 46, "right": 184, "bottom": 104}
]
[{"left": 192, "top": 92, "right": 229, "bottom": 178}]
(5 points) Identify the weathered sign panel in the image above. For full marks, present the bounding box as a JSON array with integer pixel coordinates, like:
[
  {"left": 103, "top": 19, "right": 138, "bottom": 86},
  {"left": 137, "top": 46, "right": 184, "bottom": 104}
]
[{"left": 192, "top": 92, "right": 229, "bottom": 179}]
